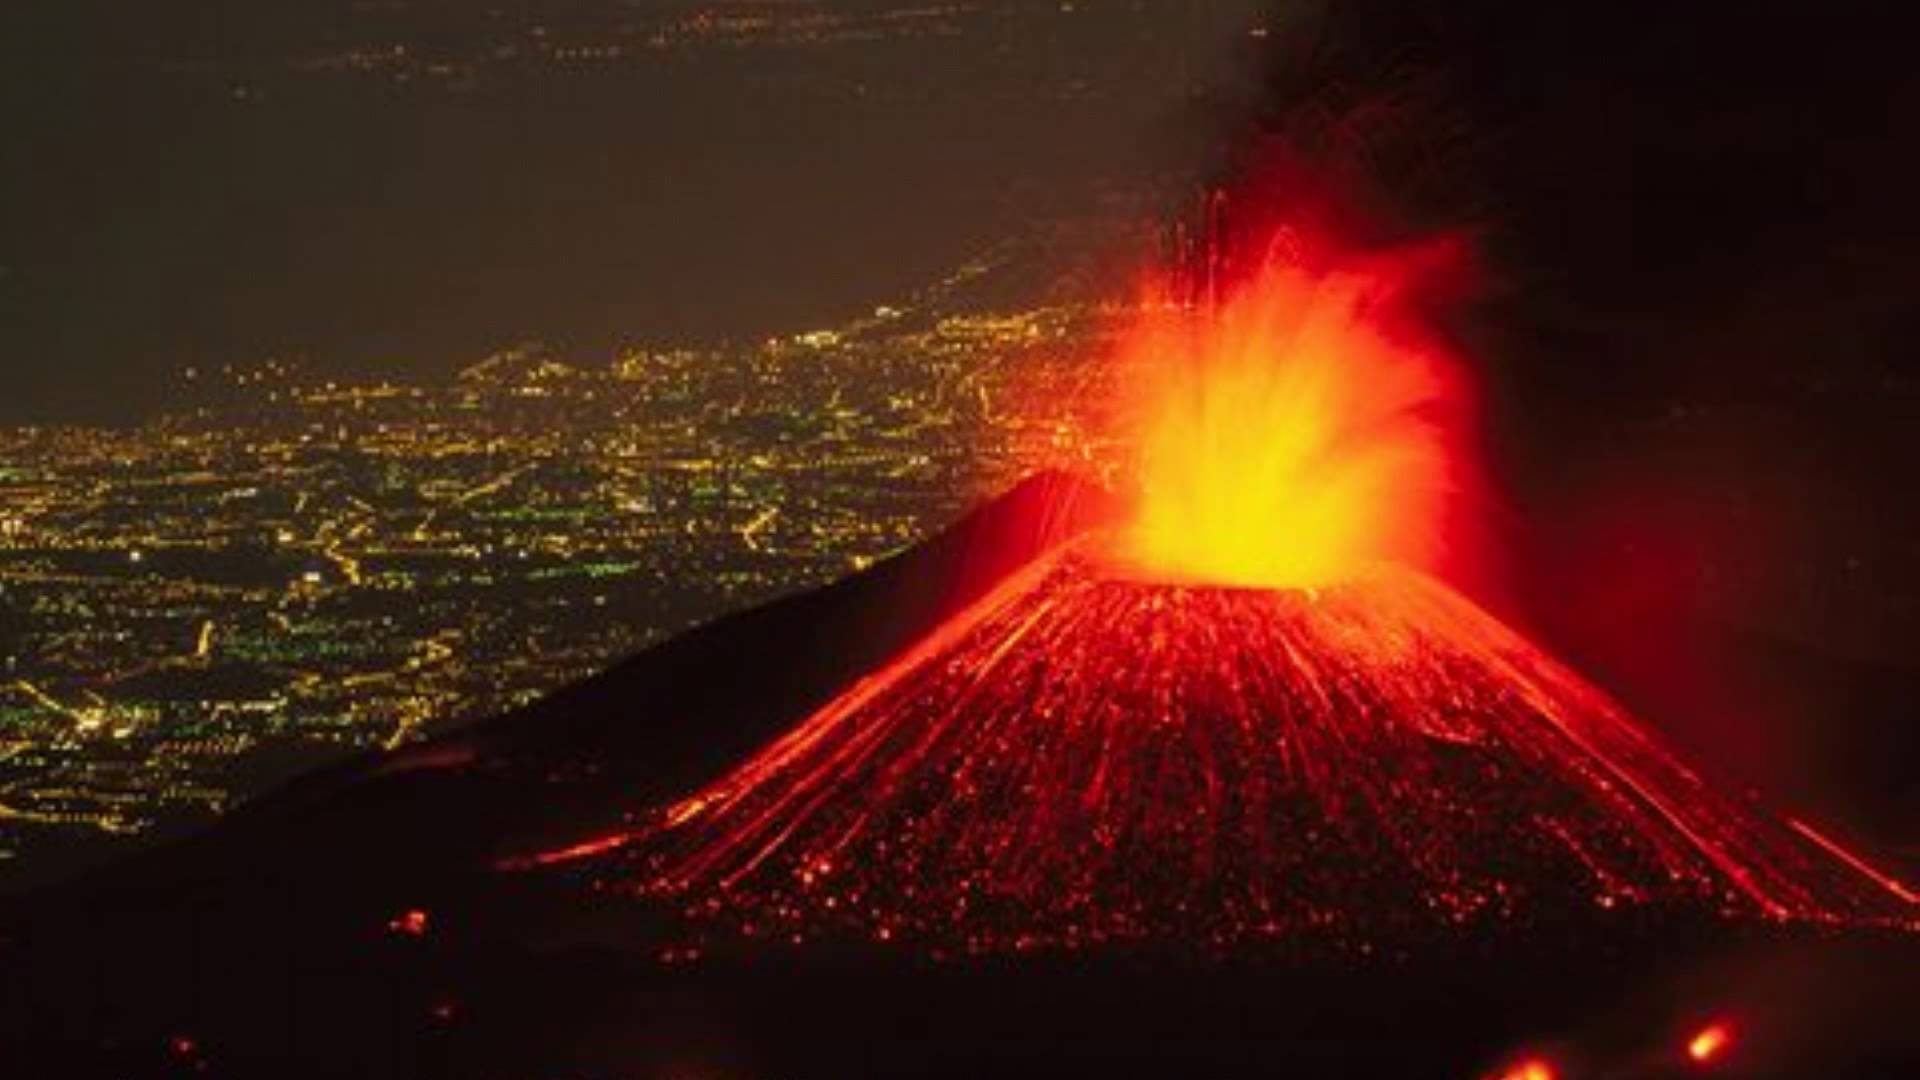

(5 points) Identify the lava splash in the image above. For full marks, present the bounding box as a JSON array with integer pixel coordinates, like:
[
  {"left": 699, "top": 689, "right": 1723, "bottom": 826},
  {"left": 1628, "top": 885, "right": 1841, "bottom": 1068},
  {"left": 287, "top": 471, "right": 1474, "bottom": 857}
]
[
  {"left": 525, "top": 542, "right": 1915, "bottom": 952},
  {"left": 1117, "top": 242, "right": 1472, "bottom": 589}
]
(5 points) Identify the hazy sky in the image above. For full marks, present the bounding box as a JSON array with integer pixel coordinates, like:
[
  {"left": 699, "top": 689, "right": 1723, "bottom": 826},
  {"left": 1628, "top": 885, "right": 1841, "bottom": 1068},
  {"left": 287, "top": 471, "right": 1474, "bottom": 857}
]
[{"left": 0, "top": 2, "right": 1264, "bottom": 423}]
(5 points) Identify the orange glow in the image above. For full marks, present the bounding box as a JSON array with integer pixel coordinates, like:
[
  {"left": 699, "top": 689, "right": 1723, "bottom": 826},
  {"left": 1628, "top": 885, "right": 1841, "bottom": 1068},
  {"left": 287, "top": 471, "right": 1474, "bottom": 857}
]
[
  {"left": 1487, "top": 1056, "right": 1557, "bottom": 1080},
  {"left": 1687, "top": 1021, "right": 1733, "bottom": 1064},
  {"left": 499, "top": 831, "right": 636, "bottom": 869},
  {"left": 1113, "top": 241, "right": 1469, "bottom": 588},
  {"left": 387, "top": 908, "right": 430, "bottom": 937}
]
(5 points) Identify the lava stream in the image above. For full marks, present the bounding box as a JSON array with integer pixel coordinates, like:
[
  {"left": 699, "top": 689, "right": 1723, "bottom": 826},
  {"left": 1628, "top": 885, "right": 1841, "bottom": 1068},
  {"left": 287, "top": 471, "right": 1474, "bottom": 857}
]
[{"left": 528, "top": 542, "right": 1915, "bottom": 952}]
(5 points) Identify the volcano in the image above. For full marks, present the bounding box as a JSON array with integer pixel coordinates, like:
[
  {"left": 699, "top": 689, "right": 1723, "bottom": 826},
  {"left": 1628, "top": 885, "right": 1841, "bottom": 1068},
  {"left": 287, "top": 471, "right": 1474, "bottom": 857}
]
[
  {"left": 502, "top": 244, "right": 1915, "bottom": 956},
  {"left": 520, "top": 538, "right": 1916, "bottom": 955},
  {"left": 11, "top": 235, "right": 1919, "bottom": 1080}
]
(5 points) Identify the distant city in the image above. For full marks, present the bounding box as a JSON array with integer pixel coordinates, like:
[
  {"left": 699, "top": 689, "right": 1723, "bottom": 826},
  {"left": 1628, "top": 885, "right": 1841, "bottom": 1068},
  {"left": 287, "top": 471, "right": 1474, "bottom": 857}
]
[
  {"left": 0, "top": 0, "right": 1276, "bottom": 889},
  {"left": 0, "top": 261, "right": 1129, "bottom": 888},
  {"left": 128, "top": 0, "right": 1260, "bottom": 106}
]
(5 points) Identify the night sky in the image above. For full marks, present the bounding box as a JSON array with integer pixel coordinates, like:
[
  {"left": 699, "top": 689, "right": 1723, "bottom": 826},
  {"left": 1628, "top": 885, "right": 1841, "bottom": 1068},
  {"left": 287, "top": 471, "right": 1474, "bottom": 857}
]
[{"left": 0, "top": 1, "right": 1261, "bottom": 423}]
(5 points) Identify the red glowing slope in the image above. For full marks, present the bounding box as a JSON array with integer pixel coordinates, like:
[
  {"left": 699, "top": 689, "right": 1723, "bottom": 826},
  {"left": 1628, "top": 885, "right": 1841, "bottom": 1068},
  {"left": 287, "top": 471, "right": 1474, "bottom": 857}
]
[{"left": 525, "top": 542, "right": 1916, "bottom": 952}]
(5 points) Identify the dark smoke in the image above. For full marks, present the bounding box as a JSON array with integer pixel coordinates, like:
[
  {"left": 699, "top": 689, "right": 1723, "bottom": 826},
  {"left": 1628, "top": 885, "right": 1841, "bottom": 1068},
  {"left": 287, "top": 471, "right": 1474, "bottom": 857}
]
[{"left": 1194, "top": 1, "right": 1920, "bottom": 849}]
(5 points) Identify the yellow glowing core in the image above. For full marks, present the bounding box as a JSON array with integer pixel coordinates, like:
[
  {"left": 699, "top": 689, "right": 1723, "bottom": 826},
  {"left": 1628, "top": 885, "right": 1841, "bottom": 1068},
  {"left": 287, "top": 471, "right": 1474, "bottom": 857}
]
[{"left": 1116, "top": 252, "right": 1465, "bottom": 589}]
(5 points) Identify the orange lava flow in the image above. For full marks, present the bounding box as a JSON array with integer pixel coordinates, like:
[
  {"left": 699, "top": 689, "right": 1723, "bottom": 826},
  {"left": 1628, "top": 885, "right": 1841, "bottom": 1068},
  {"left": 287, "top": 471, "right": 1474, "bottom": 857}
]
[
  {"left": 517, "top": 544, "right": 1918, "bottom": 951},
  {"left": 1114, "top": 242, "right": 1469, "bottom": 588}
]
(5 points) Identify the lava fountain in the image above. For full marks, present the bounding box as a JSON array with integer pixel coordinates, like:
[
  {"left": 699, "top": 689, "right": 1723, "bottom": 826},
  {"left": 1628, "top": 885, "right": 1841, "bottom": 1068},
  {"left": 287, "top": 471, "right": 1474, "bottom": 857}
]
[
  {"left": 1117, "top": 238, "right": 1471, "bottom": 589},
  {"left": 513, "top": 229, "right": 1917, "bottom": 953}
]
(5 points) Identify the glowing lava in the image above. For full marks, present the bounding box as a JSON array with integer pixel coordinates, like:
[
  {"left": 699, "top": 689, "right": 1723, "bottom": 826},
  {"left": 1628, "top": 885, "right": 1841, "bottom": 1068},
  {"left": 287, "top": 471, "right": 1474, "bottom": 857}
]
[
  {"left": 1687, "top": 1021, "right": 1733, "bottom": 1065},
  {"left": 1117, "top": 244, "right": 1469, "bottom": 588},
  {"left": 534, "top": 546, "right": 1915, "bottom": 951},
  {"left": 1487, "top": 1058, "right": 1558, "bottom": 1080}
]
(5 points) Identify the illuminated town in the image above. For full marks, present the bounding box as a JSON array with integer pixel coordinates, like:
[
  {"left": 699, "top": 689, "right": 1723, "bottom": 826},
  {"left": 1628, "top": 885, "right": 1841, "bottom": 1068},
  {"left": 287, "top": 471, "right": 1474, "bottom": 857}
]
[
  {"left": 0, "top": 269, "right": 1126, "bottom": 887},
  {"left": 0, "top": 0, "right": 1267, "bottom": 889}
]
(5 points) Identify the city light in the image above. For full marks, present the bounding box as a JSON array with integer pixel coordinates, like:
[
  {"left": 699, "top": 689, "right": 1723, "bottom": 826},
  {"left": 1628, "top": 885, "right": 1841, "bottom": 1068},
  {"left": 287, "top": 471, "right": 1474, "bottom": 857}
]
[{"left": 0, "top": 298, "right": 1118, "bottom": 878}]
